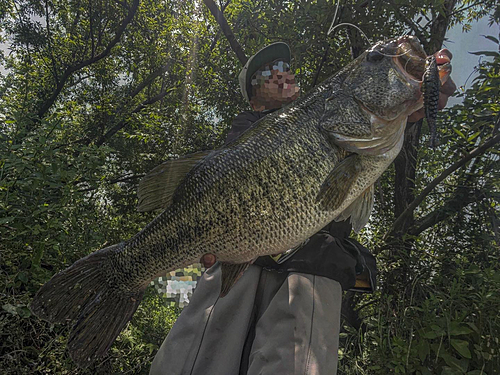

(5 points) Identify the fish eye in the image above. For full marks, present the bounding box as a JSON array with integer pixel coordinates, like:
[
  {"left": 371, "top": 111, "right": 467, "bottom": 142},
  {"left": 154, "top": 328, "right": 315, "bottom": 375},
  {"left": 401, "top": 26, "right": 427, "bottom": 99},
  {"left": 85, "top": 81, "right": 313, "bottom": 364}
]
[{"left": 367, "top": 50, "right": 384, "bottom": 62}]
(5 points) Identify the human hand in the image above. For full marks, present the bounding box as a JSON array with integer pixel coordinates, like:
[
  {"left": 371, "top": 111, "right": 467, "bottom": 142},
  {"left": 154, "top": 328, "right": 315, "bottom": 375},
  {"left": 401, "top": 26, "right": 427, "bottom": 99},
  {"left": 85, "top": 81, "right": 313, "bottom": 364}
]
[
  {"left": 200, "top": 253, "right": 217, "bottom": 268},
  {"left": 407, "top": 48, "right": 457, "bottom": 123}
]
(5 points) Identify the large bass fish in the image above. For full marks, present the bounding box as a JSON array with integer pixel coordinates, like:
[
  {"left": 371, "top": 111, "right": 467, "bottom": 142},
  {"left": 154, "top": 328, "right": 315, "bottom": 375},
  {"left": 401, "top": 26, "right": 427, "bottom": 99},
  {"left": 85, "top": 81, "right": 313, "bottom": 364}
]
[{"left": 31, "top": 36, "right": 451, "bottom": 366}]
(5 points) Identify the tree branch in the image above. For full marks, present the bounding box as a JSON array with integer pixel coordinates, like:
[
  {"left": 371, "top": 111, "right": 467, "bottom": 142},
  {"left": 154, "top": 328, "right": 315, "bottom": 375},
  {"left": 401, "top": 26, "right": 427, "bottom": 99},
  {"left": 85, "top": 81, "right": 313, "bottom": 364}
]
[
  {"left": 428, "top": 0, "right": 458, "bottom": 54},
  {"left": 36, "top": 0, "right": 139, "bottom": 119},
  {"left": 203, "top": 0, "right": 247, "bottom": 65},
  {"left": 209, "top": 1, "right": 233, "bottom": 51},
  {"left": 95, "top": 86, "right": 176, "bottom": 146},
  {"left": 128, "top": 60, "right": 173, "bottom": 99},
  {"left": 44, "top": 0, "right": 60, "bottom": 85},
  {"left": 408, "top": 187, "right": 478, "bottom": 236},
  {"left": 408, "top": 154, "right": 497, "bottom": 236},
  {"left": 393, "top": 120, "right": 423, "bottom": 234},
  {"left": 385, "top": 0, "right": 427, "bottom": 44},
  {"left": 447, "top": 1, "right": 488, "bottom": 18},
  {"left": 77, "top": 174, "right": 143, "bottom": 192},
  {"left": 312, "top": 44, "right": 329, "bottom": 87},
  {"left": 389, "top": 132, "right": 500, "bottom": 236}
]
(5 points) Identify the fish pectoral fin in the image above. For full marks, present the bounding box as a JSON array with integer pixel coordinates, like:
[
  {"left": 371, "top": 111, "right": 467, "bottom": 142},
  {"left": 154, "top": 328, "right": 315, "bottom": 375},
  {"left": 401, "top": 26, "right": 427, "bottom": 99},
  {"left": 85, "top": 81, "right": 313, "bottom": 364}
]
[
  {"left": 220, "top": 261, "right": 252, "bottom": 297},
  {"left": 335, "top": 184, "right": 374, "bottom": 233},
  {"left": 137, "top": 150, "right": 214, "bottom": 212},
  {"left": 317, "top": 155, "right": 361, "bottom": 211}
]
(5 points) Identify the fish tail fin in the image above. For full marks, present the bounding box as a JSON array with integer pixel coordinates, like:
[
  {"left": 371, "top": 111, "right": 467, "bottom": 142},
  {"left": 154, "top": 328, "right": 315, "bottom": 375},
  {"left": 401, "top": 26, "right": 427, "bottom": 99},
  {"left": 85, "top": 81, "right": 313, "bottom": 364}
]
[{"left": 30, "top": 243, "right": 145, "bottom": 367}]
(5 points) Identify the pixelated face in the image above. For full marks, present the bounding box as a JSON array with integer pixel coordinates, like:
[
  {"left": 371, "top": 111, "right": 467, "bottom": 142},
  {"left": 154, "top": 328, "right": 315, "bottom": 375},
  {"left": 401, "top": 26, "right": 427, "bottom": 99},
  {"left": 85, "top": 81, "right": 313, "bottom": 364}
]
[{"left": 250, "top": 60, "right": 300, "bottom": 110}]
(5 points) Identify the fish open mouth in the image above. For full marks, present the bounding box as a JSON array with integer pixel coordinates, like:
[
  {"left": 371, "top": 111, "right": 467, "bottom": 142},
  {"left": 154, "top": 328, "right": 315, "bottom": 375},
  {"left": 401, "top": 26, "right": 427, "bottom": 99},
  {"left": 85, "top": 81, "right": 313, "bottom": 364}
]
[{"left": 391, "top": 36, "right": 452, "bottom": 83}]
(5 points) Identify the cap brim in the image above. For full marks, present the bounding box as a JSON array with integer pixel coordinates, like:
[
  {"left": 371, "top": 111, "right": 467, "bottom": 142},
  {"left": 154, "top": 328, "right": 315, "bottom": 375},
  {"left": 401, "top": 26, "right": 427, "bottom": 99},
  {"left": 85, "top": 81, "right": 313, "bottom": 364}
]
[{"left": 239, "top": 42, "right": 291, "bottom": 103}]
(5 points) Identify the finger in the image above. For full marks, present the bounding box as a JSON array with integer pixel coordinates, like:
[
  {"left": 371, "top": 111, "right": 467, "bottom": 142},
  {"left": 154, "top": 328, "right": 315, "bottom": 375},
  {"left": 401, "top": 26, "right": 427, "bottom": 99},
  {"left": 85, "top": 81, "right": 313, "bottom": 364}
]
[
  {"left": 434, "top": 49, "right": 456, "bottom": 95},
  {"left": 435, "top": 48, "right": 452, "bottom": 62},
  {"left": 201, "top": 253, "right": 216, "bottom": 268}
]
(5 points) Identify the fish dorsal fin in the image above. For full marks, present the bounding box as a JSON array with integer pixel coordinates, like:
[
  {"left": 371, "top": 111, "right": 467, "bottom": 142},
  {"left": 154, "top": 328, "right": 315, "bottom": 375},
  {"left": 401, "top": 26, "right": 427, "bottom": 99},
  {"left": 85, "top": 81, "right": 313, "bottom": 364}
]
[
  {"left": 335, "top": 184, "right": 374, "bottom": 233},
  {"left": 137, "top": 151, "right": 213, "bottom": 212},
  {"left": 316, "top": 155, "right": 361, "bottom": 211},
  {"left": 219, "top": 261, "right": 252, "bottom": 297}
]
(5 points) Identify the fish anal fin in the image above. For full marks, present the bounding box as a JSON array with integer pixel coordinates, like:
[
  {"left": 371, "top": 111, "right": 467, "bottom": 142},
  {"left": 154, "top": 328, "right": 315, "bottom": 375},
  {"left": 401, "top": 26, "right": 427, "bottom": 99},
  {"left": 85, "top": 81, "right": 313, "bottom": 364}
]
[
  {"left": 137, "top": 151, "right": 213, "bottom": 212},
  {"left": 317, "top": 155, "right": 362, "bottom": 211},
  {"left": 220, "top": 262, "right": 252, "bottom": 297},
  {"left": 335, "top": 184, "right": 375, "bottom": 233}
]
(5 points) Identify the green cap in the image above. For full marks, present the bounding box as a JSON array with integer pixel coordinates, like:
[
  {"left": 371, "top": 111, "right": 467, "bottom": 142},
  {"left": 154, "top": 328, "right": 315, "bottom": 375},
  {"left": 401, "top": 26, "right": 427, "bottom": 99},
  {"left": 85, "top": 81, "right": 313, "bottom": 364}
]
[{"left": 238, "top": 42, "right": 291, "bottom": 104}]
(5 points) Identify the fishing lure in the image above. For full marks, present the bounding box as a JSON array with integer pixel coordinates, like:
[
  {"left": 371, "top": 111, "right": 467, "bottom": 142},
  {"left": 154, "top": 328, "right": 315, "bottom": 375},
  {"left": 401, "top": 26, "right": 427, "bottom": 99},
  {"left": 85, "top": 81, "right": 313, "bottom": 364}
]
[{"left": 422, "top": 55, "right": 441, "bottom": 147}]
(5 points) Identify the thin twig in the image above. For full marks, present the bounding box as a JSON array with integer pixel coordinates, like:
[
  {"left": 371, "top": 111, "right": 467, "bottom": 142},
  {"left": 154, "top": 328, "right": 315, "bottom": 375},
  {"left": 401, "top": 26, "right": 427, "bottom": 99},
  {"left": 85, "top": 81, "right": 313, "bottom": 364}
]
[
  {"left": 447, "top": 1, "right": 488, "bottom": 18},
  {"left": 312, "top": 44, "right": 330, "bottom": 87}
]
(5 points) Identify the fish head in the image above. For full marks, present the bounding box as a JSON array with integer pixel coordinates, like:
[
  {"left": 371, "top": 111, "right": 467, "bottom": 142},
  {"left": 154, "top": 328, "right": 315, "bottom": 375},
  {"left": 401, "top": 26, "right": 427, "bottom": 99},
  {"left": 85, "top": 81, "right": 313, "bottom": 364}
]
[
  {"left": 343, "top": 35, "right": 429, "bottom": 122},
  {"left": 323, "top": 36, "right": 452, "bottom": 155}
]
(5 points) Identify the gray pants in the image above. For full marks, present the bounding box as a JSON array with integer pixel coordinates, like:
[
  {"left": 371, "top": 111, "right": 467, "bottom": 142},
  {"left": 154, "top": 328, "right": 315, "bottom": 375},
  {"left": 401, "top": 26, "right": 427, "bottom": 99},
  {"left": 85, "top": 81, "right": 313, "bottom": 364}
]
[{"left": 150, "top": 263, "right": 342, "bottom": 375}]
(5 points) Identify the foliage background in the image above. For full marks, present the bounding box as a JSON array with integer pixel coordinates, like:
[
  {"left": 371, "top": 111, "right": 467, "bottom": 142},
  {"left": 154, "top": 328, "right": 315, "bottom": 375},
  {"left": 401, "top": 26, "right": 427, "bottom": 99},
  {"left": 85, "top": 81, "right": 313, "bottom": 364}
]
[{"left": 0, "top": 0, "right": 499, "bottom": 374}]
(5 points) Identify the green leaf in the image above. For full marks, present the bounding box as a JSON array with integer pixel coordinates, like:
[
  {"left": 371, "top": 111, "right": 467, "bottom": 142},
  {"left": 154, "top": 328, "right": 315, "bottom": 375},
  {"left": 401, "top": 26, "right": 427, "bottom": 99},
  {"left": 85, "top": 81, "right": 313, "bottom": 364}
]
[
  {"left": 16, "top": 271, "right": 28, "bottom": 284},
  {"left": 481, "top": 34, "right": 499, "bottom": 44},
  {"left": 440, "top": 351, "right": 469, "bottom": 372},
  {"left": 451, "top": 339, "right": 472, "bottom": 359},
  {"left": 449, "top": 322, "right": 474, "bottom": 336},
  {"left": 440, "top": 367, "right": 457, "bottom": 375},
  {"left": 474, "top": 109, "right": 494, "bottom": 118},
  {"left": 453, "top": 128, "right": 467, "bottom": 139},
  {"left": 421, "top": 330, "right": 443, "bottom": 339},
  {"left": 431, "top": 324, "right": 443, "bottom": 331},
  {"left": 465, "top": 323, "right": 479, "bottom": 334},
  {"left": 0, "top": 216, "right": 15, "bottom": 224},
  {"left": 468, "top": 51, "right": 500, "bottom": 57},
  {"left": 2, "top": 303, "right": 18, "bottom": 316},
  {"left": 467, "top": 132, "right": 480, "bottom": 143},
  {"left": 417, "top": 340, "right": 430, "bottom": 362},
  {"left": 16, "top": 306, "right": 32, "bottom": 318}
]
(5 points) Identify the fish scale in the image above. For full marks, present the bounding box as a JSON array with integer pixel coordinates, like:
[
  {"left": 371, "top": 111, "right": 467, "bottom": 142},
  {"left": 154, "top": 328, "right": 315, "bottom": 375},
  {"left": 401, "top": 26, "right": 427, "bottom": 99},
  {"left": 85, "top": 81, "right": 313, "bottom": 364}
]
[
  {"left": 30, "top": 36, "right": 447, "bottom": 367},
  {"left": 153, "top": 112, "right": 338, "bottom": 266}
]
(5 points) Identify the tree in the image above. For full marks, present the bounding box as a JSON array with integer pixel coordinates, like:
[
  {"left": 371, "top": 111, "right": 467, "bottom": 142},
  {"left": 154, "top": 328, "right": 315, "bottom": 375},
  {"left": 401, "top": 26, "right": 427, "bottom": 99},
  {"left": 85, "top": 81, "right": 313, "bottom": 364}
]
[{"left": 1, "top": 0, "right": 498, "bottom": 373}]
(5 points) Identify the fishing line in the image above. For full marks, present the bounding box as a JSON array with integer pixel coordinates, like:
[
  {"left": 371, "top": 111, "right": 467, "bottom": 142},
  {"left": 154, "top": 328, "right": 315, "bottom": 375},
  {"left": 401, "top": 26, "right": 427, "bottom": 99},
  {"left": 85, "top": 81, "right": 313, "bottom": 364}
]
[
  {"left": 326, "top": 0, "right": 341, "bottom": 36},
  {"left": 326, "top": 1, "right": 419, "bottom": 60},
  {"left": 326, "top": 0, "right": 372, "bottom": 46},
  {"left": 330, "top": 22, "right": 416, "bottom": 60},
  {"left": 329, "top": 22, "right": 373, "bottom": 46}
]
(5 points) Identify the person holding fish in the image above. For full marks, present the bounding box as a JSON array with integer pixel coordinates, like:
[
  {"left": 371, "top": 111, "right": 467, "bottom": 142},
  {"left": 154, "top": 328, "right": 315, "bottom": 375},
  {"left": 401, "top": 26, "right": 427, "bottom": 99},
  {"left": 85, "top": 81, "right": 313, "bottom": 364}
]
[
  {"left": 31, "top": 36, "right": 456, "bottom": 372},
  {"left": 149, "top": 41, "right": 457, "bottom": 375}
]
